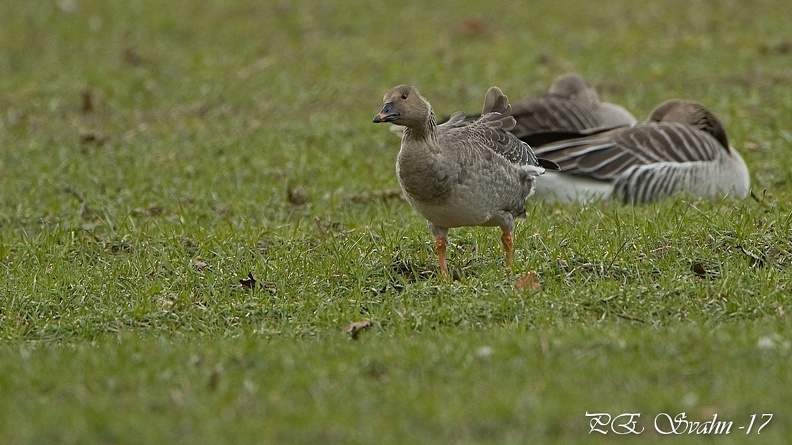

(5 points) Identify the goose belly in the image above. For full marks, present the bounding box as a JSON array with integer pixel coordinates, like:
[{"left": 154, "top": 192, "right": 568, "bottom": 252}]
[{"left": 405, "top": 189, "right": 500, "bottom": 229}]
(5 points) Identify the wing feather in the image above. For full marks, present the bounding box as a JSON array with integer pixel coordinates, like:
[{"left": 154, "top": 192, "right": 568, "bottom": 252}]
[
  {"left": 533, "top": 122, "right": 725, "bottom": 181},
  {"left": 440, "top": 87, "right": 540, "bottom": 167}
]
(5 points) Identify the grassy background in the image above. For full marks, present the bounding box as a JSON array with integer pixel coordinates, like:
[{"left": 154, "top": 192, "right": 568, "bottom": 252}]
[{"left": 1, "top": 0, "right": 791, "bottom": 443}]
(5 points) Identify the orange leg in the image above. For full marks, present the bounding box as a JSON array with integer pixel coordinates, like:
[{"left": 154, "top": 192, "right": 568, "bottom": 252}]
[
  {"left": 435, "top": 237, "right": 448, "bottom": 277},
  {"left": 501, "top": 231, "right": 514, "bottom": 273}
]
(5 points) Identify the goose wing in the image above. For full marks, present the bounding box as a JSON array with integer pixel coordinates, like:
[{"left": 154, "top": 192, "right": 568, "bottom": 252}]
[
  {"left": 533, "top": 122, "right": 724, "bottom": 180},
  {"left": 439, "top": 88, "right": 540, "bottom": 167}
]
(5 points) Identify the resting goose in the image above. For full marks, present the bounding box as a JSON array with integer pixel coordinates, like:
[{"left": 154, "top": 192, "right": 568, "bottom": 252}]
[
  {"left": 531, "top": 99, "right": 751, "bottom": 204},
  {"left": 373, "top": 85, "right": 548, "bottom": 276},
  {"left": 462, "top": 73, "right": 637, "bottom": 141}
]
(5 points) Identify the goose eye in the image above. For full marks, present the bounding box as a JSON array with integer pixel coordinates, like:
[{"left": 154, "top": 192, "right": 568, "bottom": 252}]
[{"left": 401, "top": 93, "right": 408, "bottom": 100}]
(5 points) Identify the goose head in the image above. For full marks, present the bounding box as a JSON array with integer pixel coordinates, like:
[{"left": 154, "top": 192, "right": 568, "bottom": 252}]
[
  {"left": 373, "top": 85, "right": 434, "bottom": 131},
  {"left": 548, "top": 73, "right": 599, "bottom": 105}
]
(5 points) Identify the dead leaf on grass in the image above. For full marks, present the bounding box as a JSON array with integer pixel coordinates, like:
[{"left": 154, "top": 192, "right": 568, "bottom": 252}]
[
  {"left": 456, "top": 16, "right": 492, "bottom": 39},
  {"left": 207, "top": 364, "right": 222, "bottom": 391},
  {"left": 344, "top": 319, "right": 372, "bottom": 340},
  {"left": 286, "top": 183, "right": 308, "bottom": 205},
  {"left": 513, "top": 271, "right": 542, "bottom": 292},
  {"left": 122, "top": 47, "right": 143, "bottom": 66},
  {"left": 691, "top": 262, "right": 709, "bottom": 278},
  {"left": 80, "top": 132, "right": 105, "bottom": 146},
  {"left": 364, "top": 362, "right": 387, "bottom": 381},
  {"left": 239, "top": 272, "right": 257, "bottom": 289},
  {"left": 192, "top": 257, "right": 210, "bottom": 272},
  {"left": 81, "top": 89, "right": 94, "bottom": 113}
]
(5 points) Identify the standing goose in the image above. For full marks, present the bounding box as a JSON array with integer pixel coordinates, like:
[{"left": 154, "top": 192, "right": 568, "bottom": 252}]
[
  {"left": 531, "top": 99, "right": 750, "bottom": 204},
  {"left": 373, "top": 85, "right": 547, "bottom": 276},
  {"left": 461, "top": 73, "right": 637, "bottom": 142}
]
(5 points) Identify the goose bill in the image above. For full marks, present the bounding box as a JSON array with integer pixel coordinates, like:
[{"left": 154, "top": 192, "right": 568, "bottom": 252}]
[{"left": 373, "top": 102, "right": 400, "bottom": 123}]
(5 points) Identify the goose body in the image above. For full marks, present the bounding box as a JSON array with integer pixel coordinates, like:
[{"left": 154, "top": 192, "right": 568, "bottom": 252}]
[
  {"left": 532, "top": 99, "right": 750, "bottom": 204},
  {"left": 373, "top": 85, "right": 545, "bottom": 275}
]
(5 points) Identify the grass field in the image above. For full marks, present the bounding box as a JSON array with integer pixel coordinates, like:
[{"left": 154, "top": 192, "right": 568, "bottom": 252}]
[{"left": 1, "top": 0, "right": 792, "bottom": 443}]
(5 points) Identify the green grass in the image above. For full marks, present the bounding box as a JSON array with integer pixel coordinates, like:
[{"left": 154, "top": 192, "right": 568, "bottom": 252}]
[{"left": 1, "top": 0, "right": 792, "bottom": 443}]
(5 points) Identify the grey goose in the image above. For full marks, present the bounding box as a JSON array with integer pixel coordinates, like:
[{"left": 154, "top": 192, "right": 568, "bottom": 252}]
[
  {"left": 531, "top": 99, "right": 750, "bottom": 204},
  {"left": 462, "top": 73, "right": 637, "bottom": 142},
  {"left": 373, "top": 85, "right": 549, "bottom": 276}
]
